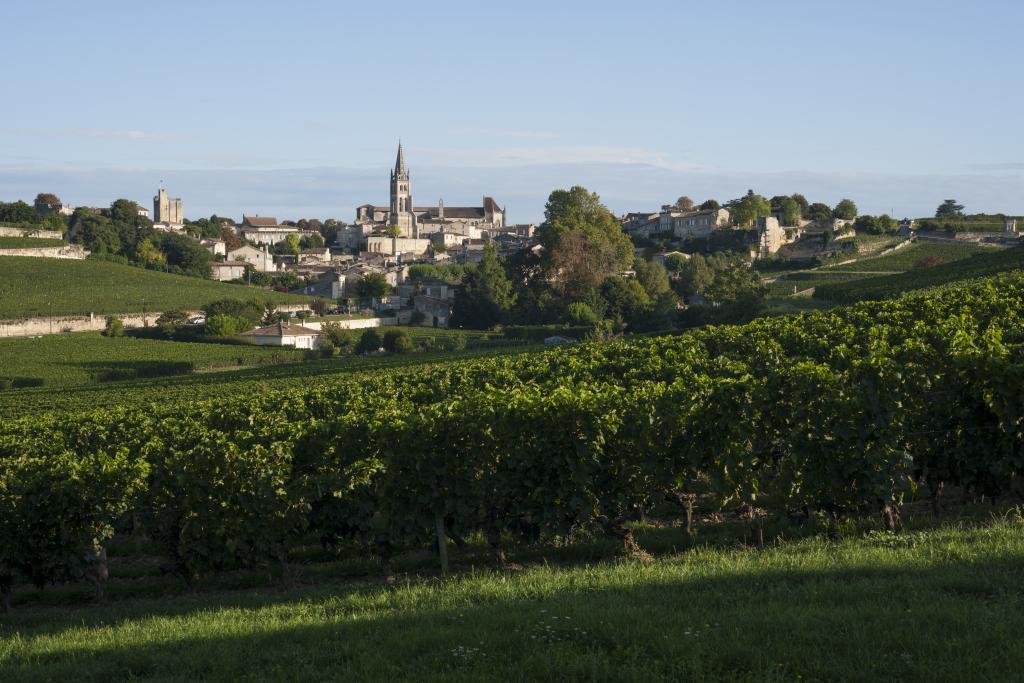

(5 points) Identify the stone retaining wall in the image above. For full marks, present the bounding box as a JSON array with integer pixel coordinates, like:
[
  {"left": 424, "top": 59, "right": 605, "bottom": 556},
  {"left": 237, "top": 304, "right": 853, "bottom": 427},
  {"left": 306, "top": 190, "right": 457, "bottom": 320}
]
[
  {"left": 0, "top": 245, "right": 88, "bottom": 260},
  {"left": 0, "top": 227, "right": 63, "bottom": 239}
]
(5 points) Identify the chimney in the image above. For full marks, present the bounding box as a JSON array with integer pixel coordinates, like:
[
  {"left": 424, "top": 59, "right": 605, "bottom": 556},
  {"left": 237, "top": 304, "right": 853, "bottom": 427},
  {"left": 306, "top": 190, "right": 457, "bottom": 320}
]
[{"left": 438, "top": 198, "right": 444, "bottom": 220}]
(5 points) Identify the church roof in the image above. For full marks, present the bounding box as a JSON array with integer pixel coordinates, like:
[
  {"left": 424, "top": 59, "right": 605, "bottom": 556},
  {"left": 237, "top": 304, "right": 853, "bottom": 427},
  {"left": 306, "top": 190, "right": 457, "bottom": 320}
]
[
  {"left": 395, "top": 142, "right": 407, "bottom": 175},
  {"left": 415, "top": 206, "right": 486, "bottom": 219},
  {"left": 242, "top": 215, "right": 279, "bottom": 228}
]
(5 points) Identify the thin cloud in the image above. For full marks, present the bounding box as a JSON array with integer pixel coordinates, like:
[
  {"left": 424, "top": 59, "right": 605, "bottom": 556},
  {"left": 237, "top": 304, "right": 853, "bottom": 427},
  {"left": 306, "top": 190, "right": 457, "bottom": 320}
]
[
  {"left": 416, "top": 145, "right": 703, "bottom": 171},
  {"left": 457, "top": 128, "right": 559, "bottom": 140},
  {"left": 12, "top": 128, "right": 161, "bottom": 141},
  {"left": 966, "top": 162, "right": 1024, "bottom": 171}
]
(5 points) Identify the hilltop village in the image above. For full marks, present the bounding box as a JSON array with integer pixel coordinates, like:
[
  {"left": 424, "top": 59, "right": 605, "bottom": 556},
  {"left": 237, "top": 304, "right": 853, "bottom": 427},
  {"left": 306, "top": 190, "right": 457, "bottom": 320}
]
[{"left": 1, "top": 143, "right": 1021, "bottom": 347}]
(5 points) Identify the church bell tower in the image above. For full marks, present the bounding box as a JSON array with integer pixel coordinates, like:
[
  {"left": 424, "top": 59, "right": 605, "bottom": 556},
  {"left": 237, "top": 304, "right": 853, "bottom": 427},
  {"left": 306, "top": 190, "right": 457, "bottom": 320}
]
[{"left": 390, "top": 142, "right": 415, "bottom": 236}]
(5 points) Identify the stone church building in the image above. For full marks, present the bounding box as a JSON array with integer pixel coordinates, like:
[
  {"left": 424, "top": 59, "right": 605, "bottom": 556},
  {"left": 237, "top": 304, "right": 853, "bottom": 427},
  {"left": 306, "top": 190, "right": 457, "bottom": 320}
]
[{"left": 355, "top": 144, "right": 506, "bottom": 238}]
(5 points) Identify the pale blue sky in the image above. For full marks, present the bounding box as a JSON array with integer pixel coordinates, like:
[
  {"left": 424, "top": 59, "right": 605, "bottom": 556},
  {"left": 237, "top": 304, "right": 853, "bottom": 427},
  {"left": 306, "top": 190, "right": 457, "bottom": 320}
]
[{"left": 1, "top": 0, "right": 1021, "bottom": 222}]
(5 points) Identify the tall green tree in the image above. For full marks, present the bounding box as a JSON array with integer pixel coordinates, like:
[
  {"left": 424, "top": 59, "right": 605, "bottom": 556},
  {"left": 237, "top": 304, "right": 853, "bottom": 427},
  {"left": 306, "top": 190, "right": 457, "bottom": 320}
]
[
  {"left": 808, "top": 203, "right": 834, "bottom": 224},
  {"left": 538, "top": 186, "right": 634, "bottom": 299},
  {"left": 699, "top": 199, "right": 721, "bottom": 211},
  {"left": 790, "top": 193, "right": 810, "bottom": 215},
  {"left": 833, "top": 199, "right": 858, "bottom": 220},
  {"left": 727, "top": 190, "right": 771, "bottom": 226},
  {"left": 358, "top": 273, "right": 391, "bottom": 300},
  {"left": 451, "top": 245, "right": 516, "bottom": 329},
  {"left": 769, "top": 196, "right": 802, "bottom": 225},
  {"left": 936, "top": 199, "right": 965, "bottom": 218}
]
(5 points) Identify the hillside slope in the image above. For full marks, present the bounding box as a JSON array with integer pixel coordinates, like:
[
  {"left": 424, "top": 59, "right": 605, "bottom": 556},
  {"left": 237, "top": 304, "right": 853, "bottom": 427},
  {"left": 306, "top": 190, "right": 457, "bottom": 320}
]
[
  {"left": 814, "top": 244, "right": 1024, "bottom": 302},
  {"left": 0, "top": 256, "right": 311, "bottom": 318}
]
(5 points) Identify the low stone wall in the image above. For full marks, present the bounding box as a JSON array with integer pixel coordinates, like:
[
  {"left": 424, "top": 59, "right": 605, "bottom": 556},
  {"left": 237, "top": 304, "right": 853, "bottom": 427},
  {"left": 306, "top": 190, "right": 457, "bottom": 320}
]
[
  {"left": 0, "top": 312, "right": 162, "bottom": 337},
  {"left": 0, "top": 227, "right": 63, "bottom": 239},
  {"left": 916, "top": 230, "right": 1019, "bottom": 246},
  {"left": 301, "top": 317, "right": 397, "bottom": 331},
  {"left": 0, "top": 245, "right": 88, "bottom": 260}
]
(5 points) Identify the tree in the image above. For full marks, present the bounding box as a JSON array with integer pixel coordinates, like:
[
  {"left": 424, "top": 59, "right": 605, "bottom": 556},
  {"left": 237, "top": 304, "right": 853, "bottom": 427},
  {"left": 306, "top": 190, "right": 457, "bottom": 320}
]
[
  {"left": 600, "top": 276, "right": 650, "bottom": 323},
  {"left": 205, "top": 314, "right": 248, "bottom": 337},
  {"left": 633, "top": 258, "right": 672, "bottom": 300},
  {"left": 135, "top": 237, "right": 165, "bottom": 266},
  {"left": 110, "top": 199, "right": 143, "bottom": 227},
  {"left": 727, "top": 190, "right": 771, "bottom": 226},
  {"left": 300, "top": 233, "right": 325, "bottom": 249},
  {"left": 155, "top": 310, "right": 190, "bottom": 338},
  {"left": 853, "top": 214, "right": 898, "bottom": 235},
  {"left": 358, "top": 273, "right": 391, "bottom": 300},
  {"left": 386, "top": 225, "right": 402, "bottom": 238},
  {"left": 936, "top": 199, "right": 965, "bottom": 219},
  {"left": 663, "top": 253, "right": 689, "bottom": 274},
  {"left": 676, "top": 254, "right": 714, "bottom": 299},
  {"left": 72, "top": 211, "right": 121, "bottom": 254},
  {"left": 102, "top": 317, "right": 124, "bottom": 337},
  {"left": 674, "top": 196, "right": 695, "bottom": 211},
  {"left": 34, "top": 193, "right": 60, "bottom": 207},
  {"left": 451, "top": 245, "right": 516, "bottom": 329},
  {"left": 205, "top": 298, "right": 264, "bottom": 325},
  {"left": 537, "top": 186, "right": 634, "bottom": 299},
  {"left": 383, "top": 330, "right": 413, "bottom": 353},
  {"left": 769, "top": 196, "right": 801, "bottom": 226},
  {"left": 159, "top": 232, "right": 212, "bottom": 278},
  {"left": 566, "top": 301, "right": 599, "bottom": 325},
  {"left": 699, "top": 199, "right": 721, "bottom": 211},
  {"left": 833, "top": 199, "right": 858, "bottom": 220},
  {"left": 808, "top": 203, "right": 834, "bottom": 224},
  {"left": 0, "top": 200, "right": 38, "bottom": 224},
  {"left": 221, "top": 226, "right": 242, "bottom": 252},
  {"left": 355, "top": 328, "right": 383, "bottom": 354},
  {"left": 791, "top": 193, "right": 810, "bottom": 215}
]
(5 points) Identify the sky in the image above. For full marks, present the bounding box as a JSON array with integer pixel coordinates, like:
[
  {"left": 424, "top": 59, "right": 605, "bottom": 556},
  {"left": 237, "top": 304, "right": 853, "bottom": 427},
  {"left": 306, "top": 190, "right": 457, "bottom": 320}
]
[{"left": 1, "top": 0, "right": 1022, "bottom": 223}]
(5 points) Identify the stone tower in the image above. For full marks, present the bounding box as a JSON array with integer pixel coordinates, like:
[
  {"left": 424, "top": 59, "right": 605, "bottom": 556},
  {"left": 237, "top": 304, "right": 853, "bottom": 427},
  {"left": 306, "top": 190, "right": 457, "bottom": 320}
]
[
  {"left": 389, "top": 142, "right": 415, "bottom": 237},
  {"left": 153, "top": 185, "right": 183, "bottom": 225}
]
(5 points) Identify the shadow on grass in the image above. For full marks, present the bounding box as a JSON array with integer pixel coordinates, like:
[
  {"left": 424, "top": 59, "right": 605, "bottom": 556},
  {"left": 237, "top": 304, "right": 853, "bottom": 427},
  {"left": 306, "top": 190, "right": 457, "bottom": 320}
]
[{"left": 2, "top": 550, "right": 1023, "bottom": 682}]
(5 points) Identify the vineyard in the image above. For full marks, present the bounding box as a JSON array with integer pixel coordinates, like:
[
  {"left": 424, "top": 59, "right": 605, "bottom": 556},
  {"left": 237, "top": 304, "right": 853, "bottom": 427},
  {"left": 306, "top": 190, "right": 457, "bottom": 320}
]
[
  {"left": 0, "top": 333, "right": 310, "bottom": 388},
  {"left": 0, "top": 256, "right": 310, "bottom": 318},
  {"left": 0, "top": 344, "right": 544, "bottom": 415},
  {"left": 2, "top": 270, "right": 1023, "bottom": 612},
  {"left": 816, "top": 243, "right": 1024, "bottom": 303},
  {"left": 766, "top": 241, "right": 989, "bottom": 297},
  {"left": 0, "top": 236, "right": 66, "bottom": 249}
]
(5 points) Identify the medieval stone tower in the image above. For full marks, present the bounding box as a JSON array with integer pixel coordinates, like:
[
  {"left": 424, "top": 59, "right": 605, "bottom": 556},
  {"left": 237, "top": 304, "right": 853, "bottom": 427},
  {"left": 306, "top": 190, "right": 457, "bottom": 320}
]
[{"left": 389, "top": 142, "right": 416, "bottom": 236}]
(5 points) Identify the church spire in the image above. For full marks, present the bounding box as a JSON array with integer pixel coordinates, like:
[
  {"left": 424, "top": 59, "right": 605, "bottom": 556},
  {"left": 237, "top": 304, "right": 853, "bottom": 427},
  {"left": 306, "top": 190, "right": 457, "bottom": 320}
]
[{"left": 394, "top": 141, "right": 407, "bottom": 177}]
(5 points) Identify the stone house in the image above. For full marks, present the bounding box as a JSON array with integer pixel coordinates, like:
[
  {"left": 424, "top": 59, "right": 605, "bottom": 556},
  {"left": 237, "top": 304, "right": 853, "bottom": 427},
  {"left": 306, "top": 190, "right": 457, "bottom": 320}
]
[
  {"left": 238, "top": 215, "right": 298, "bottom": 246},
  {"left": 201, "top": 239, "right": 227, "bottom": 257},
  {"left": 240, "top": 321, "right": 322, "bottom": 349},
  {"left": 229, "top": 244, "right": 276, "bottom": 272},
  {"left": 209, "top": 261, "right": 247, "bottom": 281},
  {"left": 413, "top": 295, "right": 453, "bottom": 328}
]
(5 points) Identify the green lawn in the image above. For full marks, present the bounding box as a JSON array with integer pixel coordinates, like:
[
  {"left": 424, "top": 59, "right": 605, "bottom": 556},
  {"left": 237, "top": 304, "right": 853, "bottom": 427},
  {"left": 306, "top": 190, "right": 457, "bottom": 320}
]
[
  {"left": 1, "top": 516, "right": 1022, "bottom": 681},
  {"left": 0, "top": 332, "right": 310, "bottom": 388},
  {"left": 0, "top": 256, "right": 311, "bottom": 319},
  {"left": 0, "top": 237, "right": 66, "bottom": 249}
]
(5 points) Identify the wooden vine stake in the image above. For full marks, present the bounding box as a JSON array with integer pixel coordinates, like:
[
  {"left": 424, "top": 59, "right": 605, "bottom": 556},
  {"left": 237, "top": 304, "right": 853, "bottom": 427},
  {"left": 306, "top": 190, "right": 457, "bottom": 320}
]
[{"left": 435, "top": 512, "right": 449, "bottom": 575}]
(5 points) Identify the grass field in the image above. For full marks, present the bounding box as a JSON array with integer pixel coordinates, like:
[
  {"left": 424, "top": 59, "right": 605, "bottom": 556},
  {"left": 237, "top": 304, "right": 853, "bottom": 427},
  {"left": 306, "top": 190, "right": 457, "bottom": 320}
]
[
  {"left": 0, "top": 236, "right": 66, "bottom": 249},
  {"left": 0, "top": 333, "right": 310, "bottom": 388},
  {"left": 1, "top": 510, "right": 1021, "bottom": 681},
  {"left": 0, "top": 256, "right": 311, "bottom": 319}
]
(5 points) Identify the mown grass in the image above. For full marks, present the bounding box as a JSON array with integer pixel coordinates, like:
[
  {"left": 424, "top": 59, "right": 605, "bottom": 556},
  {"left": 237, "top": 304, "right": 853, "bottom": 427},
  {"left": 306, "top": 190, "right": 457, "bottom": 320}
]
[
  {"left": 0, "top": 332, "right": 309, "bottom": 388},
  {"left": 0, "top": 256, "right": 310, "bottom": 319},
  {"left": 1, "top": 515, "right": 1022, "bottom": 682}
]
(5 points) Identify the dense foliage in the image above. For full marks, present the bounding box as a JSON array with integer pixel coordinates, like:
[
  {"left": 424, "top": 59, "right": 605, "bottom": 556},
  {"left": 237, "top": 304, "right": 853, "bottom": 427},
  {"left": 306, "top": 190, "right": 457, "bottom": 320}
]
[{"left": 2, "top": 271, "right": 1022, "bottom": 603}]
